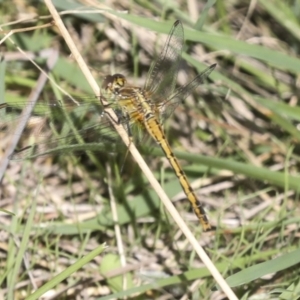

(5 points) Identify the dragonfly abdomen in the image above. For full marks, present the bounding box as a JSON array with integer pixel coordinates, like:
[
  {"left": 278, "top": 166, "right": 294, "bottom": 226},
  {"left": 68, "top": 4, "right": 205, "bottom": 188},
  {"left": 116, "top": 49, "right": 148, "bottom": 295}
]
[{"left": 144, "top": 112, "right": 211, "bottom": 231}]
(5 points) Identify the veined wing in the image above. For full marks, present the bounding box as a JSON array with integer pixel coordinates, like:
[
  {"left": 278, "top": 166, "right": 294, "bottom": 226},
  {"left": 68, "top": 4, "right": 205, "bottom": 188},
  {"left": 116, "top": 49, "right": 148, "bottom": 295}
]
[
  {"left": 158, "top": 63, "right": 216, "bottom": 122},
  {"left": 145, "top": 20, "right": 184, "bottom": 102},
  {"left": 1, "top": 97, "right": 133, "bottom": 160}
]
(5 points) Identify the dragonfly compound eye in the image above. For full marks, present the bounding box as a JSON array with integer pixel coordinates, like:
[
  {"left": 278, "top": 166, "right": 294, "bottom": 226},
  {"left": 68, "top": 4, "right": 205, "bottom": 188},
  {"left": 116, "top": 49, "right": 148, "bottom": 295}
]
[{"left": 102, "top": 74, "right": 126, "bottom": 94}]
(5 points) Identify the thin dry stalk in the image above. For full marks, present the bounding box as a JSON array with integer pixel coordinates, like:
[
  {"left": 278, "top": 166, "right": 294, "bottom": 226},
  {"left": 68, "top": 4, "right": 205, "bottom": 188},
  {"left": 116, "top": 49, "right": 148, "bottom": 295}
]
[
  {"left": 44, "top": 1, "right": 238, "bottom": 299},
  {"left": 0, "top": 48, "right": 58, "bottom": 182}
]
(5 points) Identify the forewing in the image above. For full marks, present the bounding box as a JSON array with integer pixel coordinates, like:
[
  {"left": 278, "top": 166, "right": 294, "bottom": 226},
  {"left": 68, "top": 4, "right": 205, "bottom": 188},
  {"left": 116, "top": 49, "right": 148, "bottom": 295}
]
[
  {"left": 159, "top": 64, "right": 216, "bottom": 122},
  {"left": 145, "top": 20, "right": 184, "bottom": 102},
  {"left": 0, "top": 97, "right": 128, "bottom": 160}
]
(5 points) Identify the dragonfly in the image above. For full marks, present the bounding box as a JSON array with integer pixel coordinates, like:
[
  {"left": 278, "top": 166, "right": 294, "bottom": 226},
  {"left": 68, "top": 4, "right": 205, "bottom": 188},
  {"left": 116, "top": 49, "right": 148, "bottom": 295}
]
[{"left": 1, "top": 20, "right": 216, "bottom": 230}]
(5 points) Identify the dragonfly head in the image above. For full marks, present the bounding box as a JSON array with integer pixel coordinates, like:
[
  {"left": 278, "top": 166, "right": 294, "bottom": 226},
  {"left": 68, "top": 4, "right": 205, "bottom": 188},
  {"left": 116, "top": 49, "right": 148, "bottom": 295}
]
[{"left": 102, "top": 74, "right": 126, "bottom": 96}]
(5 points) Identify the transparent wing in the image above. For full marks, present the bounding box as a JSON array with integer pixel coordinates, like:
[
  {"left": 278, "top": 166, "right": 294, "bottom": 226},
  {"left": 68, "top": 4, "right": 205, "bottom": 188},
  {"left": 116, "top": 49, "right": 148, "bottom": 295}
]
[
  {"left": 0, "top": 97, "right": 133, "bottom": 160},
  {"left": 145, "top": 20, "right": 184, "bottom": 102},
  {"left": 158, "top": 64, "right": 216, "bottom": 122}
]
